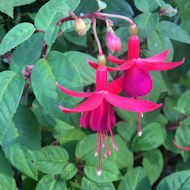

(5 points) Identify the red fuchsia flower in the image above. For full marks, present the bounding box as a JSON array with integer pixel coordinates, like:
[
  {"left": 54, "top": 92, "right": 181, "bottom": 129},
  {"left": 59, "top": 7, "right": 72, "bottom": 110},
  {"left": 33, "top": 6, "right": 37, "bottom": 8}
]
[
  {"left": 108, "top": 26, "right": 185, "bottom": 136},
  {"left": 106, "top": 30, "right": 121, "bottom": 54},
  {"left": 56, "top": 55, "right": 161, "bottom": 176}
]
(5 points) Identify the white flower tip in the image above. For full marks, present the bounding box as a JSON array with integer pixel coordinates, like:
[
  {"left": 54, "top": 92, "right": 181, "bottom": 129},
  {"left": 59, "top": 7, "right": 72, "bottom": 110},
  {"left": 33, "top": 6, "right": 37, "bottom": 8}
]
[
  {"left": 95, "top": 152, "right": 98, "bottom": 157},
  {"left": 97, "top": 169, "right": 102, "bottom": 176},
  {"left": 113, "top": 144, "right": 118, "bottom": 151},
  {"left": 108, "top": 150, "right": 111, "bottom": 155},
  {"left": 104, "top": 154, "right": 107, "bottom": 158},
  {"left": 138, "top": 131, "right": 142, "bottom": 136}
]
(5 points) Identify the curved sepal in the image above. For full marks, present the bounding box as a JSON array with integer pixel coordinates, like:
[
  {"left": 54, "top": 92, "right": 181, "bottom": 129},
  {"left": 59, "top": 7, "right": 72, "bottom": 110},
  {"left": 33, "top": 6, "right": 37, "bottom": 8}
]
[
  {"left": 107, "top": 76, "right": 124, "bottom": 94},
  {"left": 108, "top": 54, "right": 125, "bottom": 64}
]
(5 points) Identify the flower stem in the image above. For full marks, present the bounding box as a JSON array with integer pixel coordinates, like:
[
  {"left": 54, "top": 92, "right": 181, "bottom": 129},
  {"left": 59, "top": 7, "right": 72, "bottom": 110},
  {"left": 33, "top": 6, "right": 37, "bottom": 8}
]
[{"left": 92, "top": 18, "right": 103, "bottom": 55}]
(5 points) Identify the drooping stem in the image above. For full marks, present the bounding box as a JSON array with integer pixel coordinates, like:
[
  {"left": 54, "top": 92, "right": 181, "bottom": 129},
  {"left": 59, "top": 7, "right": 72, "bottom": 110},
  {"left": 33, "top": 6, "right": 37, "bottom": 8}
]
[
  {"left": 92, "top": 18, "right": 103, "bottom": 55},
  {"left": 96, "top": 12, "right": 135, "bottom": 26}
]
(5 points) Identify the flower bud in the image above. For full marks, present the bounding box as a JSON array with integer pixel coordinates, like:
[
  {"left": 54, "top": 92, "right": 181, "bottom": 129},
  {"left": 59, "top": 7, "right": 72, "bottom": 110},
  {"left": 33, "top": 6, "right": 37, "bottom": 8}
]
[
  {"left": 106, "top": 30, "right": 121, "bottom": 53},
  {"left": 74, "top": 18, "right": 87, "bottom": 36},
  {"left": 98, "top": 54, "right": 106, "bottom": 66}
]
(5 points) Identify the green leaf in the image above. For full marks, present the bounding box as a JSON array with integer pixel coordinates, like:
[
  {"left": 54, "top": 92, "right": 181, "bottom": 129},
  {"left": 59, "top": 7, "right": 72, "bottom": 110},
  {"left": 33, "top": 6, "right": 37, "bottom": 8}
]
[
  {"left": 84, "top": 158, "right": 122, "bottom": 183},
  {"left": 143, "top": 149, "right": 163, "bottom": 184},
  {"left": 177, "top": 91, "right": 190, "bottom": 114},
  {"left": 38, "top": 146, "right": 69, "bottom": 175},
  {"left": 14, "top": 0, "right": 36, "bottom": 6},
  {"left": 147, "top": 30, "right": 174, "bottom": 62},
  {"left": 35, "top": 0, "right": 80, "bottom": 30},
  {"left": 116, "top": 122, "right": 136, "bottom": 142},
  {"left": 61, "top": 21, "right": 75, "bottom": 33},
  {"left": 0, "top": 71, "right": 24, "bottom": 141},
  {"left": 132, "top": 122, "right": 167, "bottom": 151},
  {"left": 36, "top": 175, "right": 67, "bottom": 190},
  {"left": 0, "top": 23, "right": 35, "bottom": 55},
  {"left": 10, "top": 32, "right": 44, "bottom": 74},
  {"left": 81, "top": 177, "right": 115, "bottom": 190},
  {"left": 134, "top": 13, "right": 159, "bottom": 39},
  {"left": 134, "top": 0, "right": 158, "bottom": 12},
  {"left": 0, "top": 153, "right": 18, "bottom": 190},
  {"left": 1, "top": 106, "right": 41, "bottom": 180},
  {"left": 118, "top": 167, "right": 151, "bottom": 190},
  {"left": 61, "top": 163, "right": 77, "bottom": 180},
  {"left": 156, "top": 170, "right": 190, "bottom": 190},
  {"left": 157, "top": 21, "right": 190, "bottom": 44},
  {"left": 0, "top": 0, "right": 14, "bottom": 18}
]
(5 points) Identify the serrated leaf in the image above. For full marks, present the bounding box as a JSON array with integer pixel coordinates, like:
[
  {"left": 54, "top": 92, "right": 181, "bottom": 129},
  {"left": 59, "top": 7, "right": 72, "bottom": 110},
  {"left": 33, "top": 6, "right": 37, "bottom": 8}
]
[
  {"left": 134, "top": 12, "right": 159, "bottom": 39},
  {"left": 39, "top": 146, "right": 69, "bottom": 175},
  {"left": 0, "top": 23, "right": 35, "bottom": 55},
  {"left": 0, "top": 71, "right": 24, "bottom": 141},
  {"left": 143, "top": 149, "right": 163, "bottom": 184},
  {"left": 148, "top": 30, "right": 174, "bottom": 62},
  {"left": 118, "top": 167, "right": 151, "bottom": 190},
  {"left": 134, "top": 0, "right": 158, "bottom": 12},
  {"left": 10, "top": 32, "right": 44, "bottom": 74},
  {"left": 156, "top": 170, "right": 190, "bottom": 190},
  {"left": 0, "top": 153, "right": 18, "bottom": 190},
  {"left": 61, "top": 163, "right": 77, "bottom": 180},
  {"left": 177, "top": 91, "right": 190, "bottom": 114},
  {"left": 157, "top": 21, "right": 190, "bottom": 44},
  {"left": 36, "top": 175, "right": 67, "bottom": 190},
  {"left": 1, "top": 106, "right": 41, "bottom": 180},
  {"left": 84, "top": 158, "right": 122, "bottom": 183},
  {"left": 132, "top": 122, "right": 167, "bottom": 151}
]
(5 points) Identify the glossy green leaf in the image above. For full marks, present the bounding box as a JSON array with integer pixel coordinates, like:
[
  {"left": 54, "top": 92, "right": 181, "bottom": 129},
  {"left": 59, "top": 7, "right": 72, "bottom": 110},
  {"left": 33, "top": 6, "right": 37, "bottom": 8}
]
[
  {"left": 147, "top": 30, "right": 174, "bottom": 62},
  {"left": 39, "top": 146, "right": 69, "bottom": 175},
  {"left": 0, "top": 71, "right": 24, "bottom": 141},
  {"left": 177, "top": 91, "right": 190, "bottom": 114},
  {"left": 36, "top": 175, "right": 67, "bottom": 190},
  {"left": 157, "top": 21, "right": 190, "bottom": 44},
  {"left": 134, "top": 0, "right": 158, "bottom": 12},
  {"left": 0, "top": 153, "right": 18, "bottom": 190},
  {"left": 61, "top": 163, "right": 77, "bottom": 180},
  {"left": 156, "top": 170, "right": 190, "bottom": 190},
  {"left": 35, "top": 0, "right": 80, "bottom": 30},
  {"left": 118, "top": 167, "right": 151, "bottom": 190},
  {"left": 0, "top": 0, "right": 14, "bottom": 18},
  {"left": 1, "top": 106, "right": 40, "bottom": 180},
  {"left": 81, "top": 177, "right": 115, "bottom": 190},
  {"left": 84, "top": 158, "right": 122, "bottom": 183},
  {"left": 0, "top": 23, "right": 35, "bottom": 55},
  {"left": 134, "top": 13, "right": 159, "bottom": 39},
  {"left": 14, "top": 0, "right": 36, "bottom": 6},
  {"left": 10, "top": 32, "right": 44, "bottom": 73},
  {"left": 143, "top": 149, "right": 163, "bottom": 184},
  {"left": 132, "top": 122, "right": 167, "bottom": 151},
  {"left": 61, "top": 21, "right": 75, "bottom": 33}
]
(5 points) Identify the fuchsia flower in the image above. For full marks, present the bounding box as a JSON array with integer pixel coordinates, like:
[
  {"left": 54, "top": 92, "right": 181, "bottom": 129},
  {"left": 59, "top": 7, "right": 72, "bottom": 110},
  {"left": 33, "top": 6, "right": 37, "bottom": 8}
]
[
  {"left": 107, "top": 30, "right": 185, "bottom": 136},
  {"left": 57, "top": 58, "right": 161, "bottom": 176},
  {"left": 106, "top": 31, "right": 121, "bottom": 53}
]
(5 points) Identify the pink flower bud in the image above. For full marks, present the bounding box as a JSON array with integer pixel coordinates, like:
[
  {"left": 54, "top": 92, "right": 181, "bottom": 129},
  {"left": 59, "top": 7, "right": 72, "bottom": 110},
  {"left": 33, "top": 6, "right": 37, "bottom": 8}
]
[{"left": 106, "top": 31, "right": 121, "bottom": 53}]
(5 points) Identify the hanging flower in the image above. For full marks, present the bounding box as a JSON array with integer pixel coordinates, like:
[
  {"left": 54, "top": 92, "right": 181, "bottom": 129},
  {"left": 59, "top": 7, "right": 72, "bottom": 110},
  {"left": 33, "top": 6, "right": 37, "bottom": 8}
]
[
  {"left": 57, "top": 56, "right": 161, "bottom": 176},
  {"left": 107, "top": 26, "right": 185, "bottom": 136}
]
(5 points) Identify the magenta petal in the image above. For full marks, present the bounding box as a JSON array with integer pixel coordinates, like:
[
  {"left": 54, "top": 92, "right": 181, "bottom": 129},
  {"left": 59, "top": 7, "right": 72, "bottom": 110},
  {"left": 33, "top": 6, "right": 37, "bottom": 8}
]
[
  {"left": 86, "top": 58, "right": 98, "bottom": 70},
  {"left": 123, "top": 66, "right": 153, "bottom": 97},
  {"left": 107, "top": 61, "right": 135, "bottom": 72},
  {"left": 56, "top": 82, "right": 92, "bottom": 98},
  {"left": 104, "top": 93, "right": 162, "bottom": 113},
  {"left": 59, "top": 93, "right": 103, "bottom": 113},
  {"left": 80, "top": 112, "right": 90, "bottom": 128},
  {"left": 137, "top": 58, "right": 185, "bottom": 71},
  {"left": 141, "top": 49, "right": 170, "bottom": 62},
  {"left": 107, "top": 76, "right": 124, "bottom": 94},
  {"left": 108, "top": 54, "right": 126, "bottom": 64}
]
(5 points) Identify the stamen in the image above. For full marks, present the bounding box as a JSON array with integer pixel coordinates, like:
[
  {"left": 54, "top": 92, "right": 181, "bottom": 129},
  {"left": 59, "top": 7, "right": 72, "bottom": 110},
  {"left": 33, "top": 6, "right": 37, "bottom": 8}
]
[
  {"left": 106, "top": 131, "right": 111, "bottom": 155},
  {"left": 140, "top": 96, "right": 144, "bottom": 118},
  {"left": 146, "top": 95, "right": 150, "bottom": 101},
  {"left": 103, "top": 131, "right": 107, "bottom": 158},
  {"left": 109, "top": 128, "right": 118, "bottom": 151},
  {"left": 97, "top": 131, "right": 102, "bottom": 176},
  {"left": 137, "top": 113, "right": 142, "bottom": 136},
  {"left": 95, "top": 131, "right": 99, "bottom": 157}
]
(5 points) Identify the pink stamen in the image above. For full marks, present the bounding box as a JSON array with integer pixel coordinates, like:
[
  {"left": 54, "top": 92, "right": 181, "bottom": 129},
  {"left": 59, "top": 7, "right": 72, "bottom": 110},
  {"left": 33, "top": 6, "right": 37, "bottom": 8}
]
[
  {"left": 109, "top": 128, "right": 118, "bottom": 151},
  {"left": 173, "top": 140, "right": 190, "bottom": 151},
  {"left": 137, "top": 113, "right": 142, "bottom": 136},
  {"left": 95, "top": 131, "right": 99, "bottom": 157},
  {"left": 103, "top": 131, "right": 107, "bottom": 158},
  {"left": 140, "top": 96, "right": 144, "bottom": 117},
  {"left": 146, "top": 95, "right": 150, "bottom": 101},
  {"left": 106, "top": 131, "right": 111, "bottom": 155},
  {"left": 97, "top": 131, "right": 102, "bottom": 176}
]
